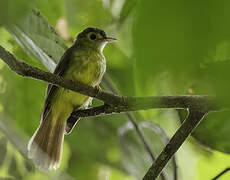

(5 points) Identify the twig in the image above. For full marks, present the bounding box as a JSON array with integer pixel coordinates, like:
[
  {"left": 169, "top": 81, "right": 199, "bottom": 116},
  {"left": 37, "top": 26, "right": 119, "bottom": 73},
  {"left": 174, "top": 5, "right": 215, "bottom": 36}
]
[
  {"left": 102, "top": 77, "right": 157, "bottom": 161},
  {"left": 102, "top": 77, "right": 167, "bottom": 180},
  {"left": 212, "top": 167, "right": 230, "bottom": 180},
  {"left": 142, "top": 109, "right": 207, "bottom": 179}
]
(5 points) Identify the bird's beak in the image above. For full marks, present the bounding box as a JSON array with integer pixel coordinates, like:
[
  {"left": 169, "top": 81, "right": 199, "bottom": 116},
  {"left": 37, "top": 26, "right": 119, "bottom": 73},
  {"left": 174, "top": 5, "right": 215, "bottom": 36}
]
[{"left": 104, "top": 37, "right": 117, "bottom": 43}]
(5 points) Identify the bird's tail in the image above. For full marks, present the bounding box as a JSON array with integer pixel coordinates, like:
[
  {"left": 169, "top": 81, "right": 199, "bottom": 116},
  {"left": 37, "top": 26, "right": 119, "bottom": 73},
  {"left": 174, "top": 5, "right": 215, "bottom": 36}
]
[{"left": 27, "top": 111, "right": 66, "bottom": 170}]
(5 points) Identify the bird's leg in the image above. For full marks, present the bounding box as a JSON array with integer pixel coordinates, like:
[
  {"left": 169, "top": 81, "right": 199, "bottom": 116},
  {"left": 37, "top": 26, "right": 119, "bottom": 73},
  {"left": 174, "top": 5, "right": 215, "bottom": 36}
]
[{"left": 95, "top": 85, "right": 102, "bottom": 92}]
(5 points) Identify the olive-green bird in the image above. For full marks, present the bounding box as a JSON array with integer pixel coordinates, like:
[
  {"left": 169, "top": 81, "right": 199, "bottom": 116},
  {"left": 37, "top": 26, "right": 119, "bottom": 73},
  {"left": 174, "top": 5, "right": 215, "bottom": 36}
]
[{"left": 28, "top": 27, "right": 116, "bottom": 170}]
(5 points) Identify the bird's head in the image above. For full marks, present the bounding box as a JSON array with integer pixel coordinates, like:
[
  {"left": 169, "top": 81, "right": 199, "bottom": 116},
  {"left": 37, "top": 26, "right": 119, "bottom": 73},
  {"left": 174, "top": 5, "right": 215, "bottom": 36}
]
[{"left": 75, "top": 27, "right": 116, "bottom": 52}]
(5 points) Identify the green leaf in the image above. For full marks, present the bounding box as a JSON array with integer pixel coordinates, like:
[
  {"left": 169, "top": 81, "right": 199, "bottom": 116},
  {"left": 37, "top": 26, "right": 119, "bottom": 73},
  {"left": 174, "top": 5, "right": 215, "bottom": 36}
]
[
  {"left": 34, "top": 0, "right": 65, "bottom": 26},
  {"left": 6, "top": 9, "right": 67, "bottom": 72}
]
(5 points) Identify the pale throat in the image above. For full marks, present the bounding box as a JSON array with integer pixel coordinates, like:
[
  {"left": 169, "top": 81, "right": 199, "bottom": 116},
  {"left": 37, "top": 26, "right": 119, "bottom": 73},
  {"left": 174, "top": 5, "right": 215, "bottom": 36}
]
[{"left": 99, "top": 42, "right": 107, "bottom": 52}]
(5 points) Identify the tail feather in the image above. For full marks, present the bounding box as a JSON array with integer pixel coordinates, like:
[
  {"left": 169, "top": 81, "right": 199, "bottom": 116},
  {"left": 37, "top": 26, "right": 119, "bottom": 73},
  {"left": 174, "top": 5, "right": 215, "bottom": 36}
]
[{"left": 28, "top": 111, "right": 65, "bottom": 170}]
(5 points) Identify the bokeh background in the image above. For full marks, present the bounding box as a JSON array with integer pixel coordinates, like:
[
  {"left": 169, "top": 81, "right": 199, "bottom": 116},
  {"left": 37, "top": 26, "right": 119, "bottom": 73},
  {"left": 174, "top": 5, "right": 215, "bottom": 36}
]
[{"left": 1, "top": 0, "right": 230, "bottom": 179}]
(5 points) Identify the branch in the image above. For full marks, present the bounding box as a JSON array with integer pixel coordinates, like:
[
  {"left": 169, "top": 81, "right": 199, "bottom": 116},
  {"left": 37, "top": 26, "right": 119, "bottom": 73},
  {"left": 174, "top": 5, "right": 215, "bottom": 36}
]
[
  {"left": 68, "top": 94, "right": 217, "bottom": 118},
  {"left": 0, "top": 45, "right": 220, "bottom": 114},
  {"left": 212, "top": 167, "right": 230, "bottom": 180},
  {"left": 142, "top": 109, "right": 208, "bottom": 179}
]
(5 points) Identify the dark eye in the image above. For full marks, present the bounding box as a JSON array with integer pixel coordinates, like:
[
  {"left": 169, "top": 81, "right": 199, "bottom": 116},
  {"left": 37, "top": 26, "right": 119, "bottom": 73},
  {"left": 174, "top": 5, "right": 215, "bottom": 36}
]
[{"left": 90, "top": 33, "right": 96, "bottom": 40}]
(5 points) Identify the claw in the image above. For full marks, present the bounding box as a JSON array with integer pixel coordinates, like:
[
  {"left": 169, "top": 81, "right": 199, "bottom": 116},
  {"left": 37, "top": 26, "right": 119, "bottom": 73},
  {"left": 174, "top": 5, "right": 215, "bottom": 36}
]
[{"left": 95, "top": 85, "right": 102, "bottom": 92}]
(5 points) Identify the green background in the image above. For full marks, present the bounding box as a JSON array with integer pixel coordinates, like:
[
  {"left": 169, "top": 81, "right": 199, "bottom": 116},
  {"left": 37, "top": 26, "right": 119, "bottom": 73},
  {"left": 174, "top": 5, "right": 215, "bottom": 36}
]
[{"left": 1, "top": 0, "right": 230, "bottom": 179}]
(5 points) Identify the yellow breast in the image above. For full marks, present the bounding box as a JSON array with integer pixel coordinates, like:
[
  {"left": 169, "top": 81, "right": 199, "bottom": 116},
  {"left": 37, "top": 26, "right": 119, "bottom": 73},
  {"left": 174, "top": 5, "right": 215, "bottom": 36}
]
[{"left": 58, "top": 48, "right": 106, "bottom": 108}]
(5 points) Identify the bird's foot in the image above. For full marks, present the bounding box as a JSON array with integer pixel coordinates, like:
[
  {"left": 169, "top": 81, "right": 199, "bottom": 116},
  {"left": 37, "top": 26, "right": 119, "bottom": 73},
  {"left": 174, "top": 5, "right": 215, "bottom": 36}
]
[{"left": 95, "top": 85, "right": 102, "bottom": 93}]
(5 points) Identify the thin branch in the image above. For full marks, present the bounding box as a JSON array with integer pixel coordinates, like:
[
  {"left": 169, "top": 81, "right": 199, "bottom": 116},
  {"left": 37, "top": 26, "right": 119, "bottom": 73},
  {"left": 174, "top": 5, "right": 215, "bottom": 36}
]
[
  {"left": 126, "top": 113, "right": 166, "bottom": 180},
  {"left": 212, "top": 167, "right": 230, "bottom": 180},
  {"left": 0, "top": 45, "right": 220, "bottom": 114},
  {"left": 102, "top": 76, "right": 156, "bottom": 161},
  {"left": 125, "top": 113, "right": 156, "bottom": 161},
  {"left": 68, "top": 96, "right": 216, "bottom": 118},
  {"left": 102, "top": 77, "right": 166, "bottom": 180},
  {"left": 142, "top": 109, "right": 207, "bottom": 180}
]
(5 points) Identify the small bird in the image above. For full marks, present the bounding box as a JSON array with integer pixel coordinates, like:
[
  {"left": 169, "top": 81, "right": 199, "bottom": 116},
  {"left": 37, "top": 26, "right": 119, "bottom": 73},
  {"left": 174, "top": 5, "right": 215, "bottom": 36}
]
[{"left": 27, "top": 27, "right": 116, "bottom": 170}]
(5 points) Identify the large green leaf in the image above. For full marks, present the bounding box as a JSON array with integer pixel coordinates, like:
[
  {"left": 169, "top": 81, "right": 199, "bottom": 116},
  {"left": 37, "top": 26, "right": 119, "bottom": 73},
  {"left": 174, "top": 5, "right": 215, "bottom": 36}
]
[
  {"left": 6, "top": 9, "right": 67, "bottom": 72},
  {"left": 34, "top": 0, "right": 65, "bottom": 26}
]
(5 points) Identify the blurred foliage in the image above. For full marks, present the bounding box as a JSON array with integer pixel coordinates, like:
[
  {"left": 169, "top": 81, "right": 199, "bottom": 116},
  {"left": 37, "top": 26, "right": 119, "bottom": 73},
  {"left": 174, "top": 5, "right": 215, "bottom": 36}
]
[
  {"left": 193, "top": 110, "right": 230, "bottom": 154},
  {"left": 1, "top": 0, "right": 230, "bottom": 180},
  {"left": 0, "top": 0, "right": 34, "bottom": 25},
  {"left": 134, "top": 0, "right": 230, "bottom": 98},
  {"left": 119, "top": 121, "right": 175, "bottom": 179}
]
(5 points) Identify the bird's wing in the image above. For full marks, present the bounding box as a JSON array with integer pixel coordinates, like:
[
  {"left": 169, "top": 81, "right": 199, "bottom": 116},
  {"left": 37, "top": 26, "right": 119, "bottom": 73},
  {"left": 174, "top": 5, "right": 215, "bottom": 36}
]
[{"left": 41, "top": 46, "right": 75, "bottom": 121}]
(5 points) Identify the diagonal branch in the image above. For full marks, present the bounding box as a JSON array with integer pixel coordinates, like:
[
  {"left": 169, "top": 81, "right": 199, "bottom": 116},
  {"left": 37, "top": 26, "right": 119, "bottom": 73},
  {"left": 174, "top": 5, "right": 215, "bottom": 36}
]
[
  {"left": 142, "top": 109, "right": 208, "bottom": 180},
  {"left": 212, "top": 167, "right": 230, "bottom": 180}
]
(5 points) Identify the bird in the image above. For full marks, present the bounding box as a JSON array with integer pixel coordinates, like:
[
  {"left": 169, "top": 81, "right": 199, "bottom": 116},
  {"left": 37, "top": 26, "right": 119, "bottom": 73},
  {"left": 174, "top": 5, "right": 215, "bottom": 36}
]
[{"left": 27, "top": 27, "right": 116, "bottom": 170}]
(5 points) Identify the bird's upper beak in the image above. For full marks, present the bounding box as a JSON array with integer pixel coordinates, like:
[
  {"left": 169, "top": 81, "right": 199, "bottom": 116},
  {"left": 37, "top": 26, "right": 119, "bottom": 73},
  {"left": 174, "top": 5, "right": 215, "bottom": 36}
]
[{"left": 104, "top": 37, "right": 117, "bottom": 43}]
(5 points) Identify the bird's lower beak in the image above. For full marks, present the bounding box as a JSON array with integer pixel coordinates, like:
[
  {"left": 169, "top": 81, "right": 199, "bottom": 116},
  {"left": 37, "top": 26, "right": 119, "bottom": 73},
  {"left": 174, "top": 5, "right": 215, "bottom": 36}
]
[{"left": 104, "top": 37, "right": 117, "bottom": 43}]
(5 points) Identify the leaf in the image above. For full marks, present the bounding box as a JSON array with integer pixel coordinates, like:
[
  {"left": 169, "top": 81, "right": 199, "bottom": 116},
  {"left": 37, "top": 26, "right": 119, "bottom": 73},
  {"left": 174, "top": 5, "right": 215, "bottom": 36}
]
[
  {"left": 34, "top": 0, "right": 65, "bottom": 26},
  {"left": 6, "top": 9, "right": 67, "bottom": 72},
  {"left": 119, "top": 121, "right": 177, "bottom": 180}
]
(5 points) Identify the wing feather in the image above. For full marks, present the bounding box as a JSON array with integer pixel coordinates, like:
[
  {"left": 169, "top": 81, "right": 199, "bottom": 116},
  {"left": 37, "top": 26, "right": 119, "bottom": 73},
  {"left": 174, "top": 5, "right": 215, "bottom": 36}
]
[{"left": 41, "top": 46, "right": 75, "bottom": 120}]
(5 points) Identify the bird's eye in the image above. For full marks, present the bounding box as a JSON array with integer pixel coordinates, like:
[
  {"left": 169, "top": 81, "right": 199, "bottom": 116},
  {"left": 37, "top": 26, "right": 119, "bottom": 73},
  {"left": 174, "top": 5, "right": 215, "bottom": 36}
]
[{"left": 90, "top": 33, "right": 96, "bottom": 40}]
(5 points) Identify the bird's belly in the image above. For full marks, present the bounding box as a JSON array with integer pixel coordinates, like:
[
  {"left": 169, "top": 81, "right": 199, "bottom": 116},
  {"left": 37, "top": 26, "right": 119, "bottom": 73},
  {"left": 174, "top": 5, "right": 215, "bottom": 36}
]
[
  {"left": 54, "top": 88, "right": 91, "bottom": 111},
  {"left": 57, "top": 57, "right": 105, "bottom": 109}
]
